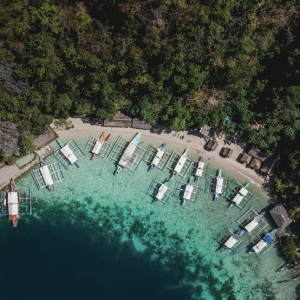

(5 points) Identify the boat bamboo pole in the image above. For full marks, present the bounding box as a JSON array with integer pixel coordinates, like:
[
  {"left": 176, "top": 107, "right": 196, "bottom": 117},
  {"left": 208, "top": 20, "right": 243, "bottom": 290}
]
[{"left": 163, "top": 151, "right": 174, "bottom": 171}]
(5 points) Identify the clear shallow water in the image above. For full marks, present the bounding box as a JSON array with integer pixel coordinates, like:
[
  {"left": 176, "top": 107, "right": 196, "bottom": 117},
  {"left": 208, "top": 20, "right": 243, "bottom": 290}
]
[{"left": 0, "top": 137, "right": 297, "bottom": 300}]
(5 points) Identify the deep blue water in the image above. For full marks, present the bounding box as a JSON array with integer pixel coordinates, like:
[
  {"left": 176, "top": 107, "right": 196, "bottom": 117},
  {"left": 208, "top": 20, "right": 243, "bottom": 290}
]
[{"left": 0, "top": 218, "right": 192, "bottom": 300}]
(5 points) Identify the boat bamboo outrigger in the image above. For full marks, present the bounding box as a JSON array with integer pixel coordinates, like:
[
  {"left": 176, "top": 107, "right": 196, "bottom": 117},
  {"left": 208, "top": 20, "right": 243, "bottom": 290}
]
[
  {"left": 230, "top": 182, "right": 250, "bottom": 207},
  {"left": 244, "top": 212, "right": 265, "bottom": 233},
  {"left": 171, "top": 148, "right": 188, "bottom": 179},
  {"left": 57, "top": 139, "right": 80, "bottom": 168},
  {"left": 155, "top": 181, "right": 169, "bottom": 203},
  {"left": 215, "top": 169, "right": 223, "bottom": 201},
  {"left": 0, "top": 178, "right": 32, "bottom": 227},
  {"left": 195, "top": 157, "right": 204, "bottom": 181},
  {"left": 150, "top": 143, "right": 166, "bottom": 171},
  {"left": 220, "top": 230, "right": 245, "bottom": 253},
  {"left": 116, "top": 132, "right": 141, "bottom": 175},
  {"left": 91, "top": 132, "right": 111, "bottom": 160},
  {"left": 249, "top": 229, "right": 278, "bottom": 254},
  {"left": 39, "top": 156, "right": 55, "bottom": 191},
  {"left": 183, "top": 177, "right": 194, "bottom": 205}
]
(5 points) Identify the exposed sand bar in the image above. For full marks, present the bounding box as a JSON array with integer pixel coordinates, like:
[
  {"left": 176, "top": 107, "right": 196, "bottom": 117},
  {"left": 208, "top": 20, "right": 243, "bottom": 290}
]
[{"left": 53, "top": 118, "right": 272, "bottom": 200}]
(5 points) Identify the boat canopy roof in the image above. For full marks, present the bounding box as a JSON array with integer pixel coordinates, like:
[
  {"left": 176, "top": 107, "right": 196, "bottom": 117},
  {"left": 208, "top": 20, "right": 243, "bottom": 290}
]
[
  {"left": 224, "top": 236, "right": 238, "bottom": 249},
  {"left": 239, "top": 187, "right": 248, "bottom": 196},
  {"left": 174, "top": 156, "right": 187, "bottom": 173},
  {"left": 216, "top": 185, "right": 223, "bottom": 194},
  {"left": 40, "top": 165, "right": 54, "bottom": 186},
  {"left": 253, "top": 240, "right": 267, "bottom": 253},
  {"left": 245, "top": 220, "right": 259, "bottom": 232},
  {"left": 7, "top": 192, "right": 19, "bottom": 215},
  {"left": 92, "top": 141, "right": 103, "bottom": 155},
  {"left": 233, "top": 194, "right": 243, "bottom": 204},
  {"left": 263, "top": 234, "right": 272, "bottom": 244},
  {"left": 60, "top": 145, "right": 77, "bottom": 164},
  {"left": 119, "top": 142, "right": 138, "bottom": 167},
  {"left": 156, "top": 184, "right": 168, "bottom": 200},
  {"left": 216, "top": 177, "right": 223, "bottom": 186}
]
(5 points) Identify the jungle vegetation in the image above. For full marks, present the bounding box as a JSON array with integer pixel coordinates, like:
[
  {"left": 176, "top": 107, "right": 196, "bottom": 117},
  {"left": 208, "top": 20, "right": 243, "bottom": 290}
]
[{"left": 1, "top": 0, "right": 300, "bottom": 259}]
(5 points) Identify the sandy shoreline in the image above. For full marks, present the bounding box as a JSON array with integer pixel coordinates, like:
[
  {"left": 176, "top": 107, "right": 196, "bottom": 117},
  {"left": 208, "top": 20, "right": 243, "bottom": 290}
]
[{"left": 52, "top": 118, "right": 273, "bottom": 201}]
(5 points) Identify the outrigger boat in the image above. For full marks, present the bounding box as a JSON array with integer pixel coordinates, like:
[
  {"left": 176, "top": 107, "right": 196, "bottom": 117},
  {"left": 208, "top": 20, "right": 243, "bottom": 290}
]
[
  {"left": 57, "top": 139, "right": 80, "bottom": 168},
  {"left": 4, "top": 178, "right": 20, "bottom": 227},
  {"left": 116, "top": 132, "right": 141, "bottom": 175},
  {"left": 171, "top": 148, "right": 188, "bottom": 179},
  {"left": 155, "top": 180, "right": 169, "bottom": 203},
  {"left": 195, "top": 157, "right": 204, "bottom": 181},
  {"left": 183, "top": 177, "right": 194, "bottom": 205},
  {"left": 220, "top": 230, "right": 245, "bottom": 253},
  {"left": 215, "top": 169, "right": 223, "bottom": 201},
  {"left": 244, "top": 212, "right": 265, "bottom": 233},
  {"left": 249, "top": 229, "right": 278, "bottom": 254},
  {"left": 230, "top": 182, "right": 250, "bottom": 207},
  {"left": 91, "top": 132, "right": 110, "bottom": 160},
  {"left": 39, "top": 156, "right": 55, "bottom": 191},
  {"left": 150, "top": 143, "right": 166, "bottom": 171}
]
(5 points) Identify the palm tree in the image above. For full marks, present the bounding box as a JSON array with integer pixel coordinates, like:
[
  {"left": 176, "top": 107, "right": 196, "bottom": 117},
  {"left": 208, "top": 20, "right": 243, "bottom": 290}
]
[{"left": 215, "top": 118, "right": 237, "bottom": 139}]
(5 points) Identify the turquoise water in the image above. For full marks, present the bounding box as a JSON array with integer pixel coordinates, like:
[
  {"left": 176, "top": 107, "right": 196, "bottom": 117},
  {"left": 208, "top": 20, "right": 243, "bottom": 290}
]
[{"left": 0, "top": 137, "right": 298, "bottom": 299}]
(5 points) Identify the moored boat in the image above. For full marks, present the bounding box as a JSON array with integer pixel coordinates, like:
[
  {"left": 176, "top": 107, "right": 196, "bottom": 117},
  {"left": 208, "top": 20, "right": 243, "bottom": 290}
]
[
  {"left": 57, "top": 139, "right": 80, "bottom": 168},
  {"left": 244, "top": 212, "right": 265, "bottom": 233},
  {"left": 91, "top": 132, "right": 106, "bottom": 160},
  {"left": 215, "top": 169, "right": 223, "bottom": 201},
  {"left": 150, "top": 143, "right": 166, "bottom": 171},
  {"left": 220, "top": 230, "right": 244, "bottom": 252},
  {"left": 195, "top": 157, "right": 204, "bottom": 181},
  {"left": 172, "top": 148, "right": 189, "bottom": 179},
  {"left": 116, "top": 132, "right": 141, "bottom": 174},
  {"left": 155, "top": 181, "right": 169, "bottom": 203},
  {"left": 183, "top": 177, "right": 194, "bottom": 205},
  {"left": 39, "top": 156, "right": 55, "bottom": 192},
  {"left": 249, "top": 229, "right": 278, "bottom": 254},
  {"left": 6, "top": 178, "right": 20, "bottom": 227},
  {"left": 230, "top": 182, "right": 250, "bottom": 207}
]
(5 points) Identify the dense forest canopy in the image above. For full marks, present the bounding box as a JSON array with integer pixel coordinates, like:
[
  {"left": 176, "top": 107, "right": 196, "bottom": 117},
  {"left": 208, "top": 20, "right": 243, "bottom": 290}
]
[{"left": 1, "top": 1, "right": 300, "bottom": 244}]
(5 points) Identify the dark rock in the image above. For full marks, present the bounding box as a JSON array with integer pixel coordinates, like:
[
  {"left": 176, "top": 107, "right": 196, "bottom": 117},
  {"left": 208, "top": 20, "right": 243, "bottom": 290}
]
[
  {"left": 0, "top": 122, "right": 21, "bottom": 156},
  {"left": 0, "top": 61, "right": 30, "bottom": 94}
]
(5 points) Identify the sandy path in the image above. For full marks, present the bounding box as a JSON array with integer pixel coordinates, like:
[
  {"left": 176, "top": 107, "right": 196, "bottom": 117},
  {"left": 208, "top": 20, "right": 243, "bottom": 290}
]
[{"left": 52, "top": 118, "right": 272, "bottom": 199}]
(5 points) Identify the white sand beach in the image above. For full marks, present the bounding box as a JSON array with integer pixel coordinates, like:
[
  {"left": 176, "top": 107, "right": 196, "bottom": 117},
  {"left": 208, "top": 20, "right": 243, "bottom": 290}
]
[{"left": 52, "top": 118, "right": 274, "bottom": 201}]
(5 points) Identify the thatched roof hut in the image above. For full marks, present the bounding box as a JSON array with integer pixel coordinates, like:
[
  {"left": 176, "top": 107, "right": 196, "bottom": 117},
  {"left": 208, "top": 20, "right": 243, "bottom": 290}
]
[
  {"left": 261, "top": 158, "right": 276, "bottom": 175},
  {"left": 221, "top": 147, "right": 233, "bottom": 158},
  {"left": 250, "top": 158, "right": 262, "bottom": 170},
  {"left": 240, "top": 153, "right": 252, "bottom": 164},
  {"left": 206, "top": 140, "right": 218, "bottom": 151},
  {"left": 200, "top": 124, "right": 212, "bottom": 138},
  {"left": 269, "top": 204, "right": 292, "bottom": 229},
  {"left": 248, "top": 147, "right": 267, "bottom": 162}
]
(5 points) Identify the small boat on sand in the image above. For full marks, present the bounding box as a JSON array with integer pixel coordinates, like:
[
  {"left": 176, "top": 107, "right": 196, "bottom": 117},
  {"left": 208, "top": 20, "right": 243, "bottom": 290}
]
[
  {"left": 116, "top": 132, "right": 141, "bottom": 174},
  {"left": 195, "top": 157, "right": 204, "bottom": 181},
  {"left": 91, "top": 132, "right": 110, "bottom": 160},
  {"left": 39, "top": 156, "right": 55, "bottom": 192},
  {"left": 220, "top": 230, "right": 244, "bottom": 253},
  {"left": 172, "top": 149, "right": 188, "bottom": 179},
  {"left": 155, "top": 181, "right": 169, "bottom": 203},
  {"left": 244, "top": 212, "right": 265, "bottom": 233},
  {"left": 57, "top": 139, "right": 80, "bottom": 168},
  {"left": 215, "top": 169, "right": 223, "bottom": 201},
  {"left": 249, "top": 229, "right": 278, "bottom": 254},
  {"left": 183, "top": 177, "right": 194, "bottom": 205},
  {"left": 150, "top": 143, "right": 166, "bottom": 171}
]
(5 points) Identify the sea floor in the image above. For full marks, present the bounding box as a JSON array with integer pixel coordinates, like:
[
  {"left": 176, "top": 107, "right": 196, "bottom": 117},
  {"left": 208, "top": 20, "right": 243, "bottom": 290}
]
[{"left": 0, "top": 137, "right": 298, "bottom": 300}]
